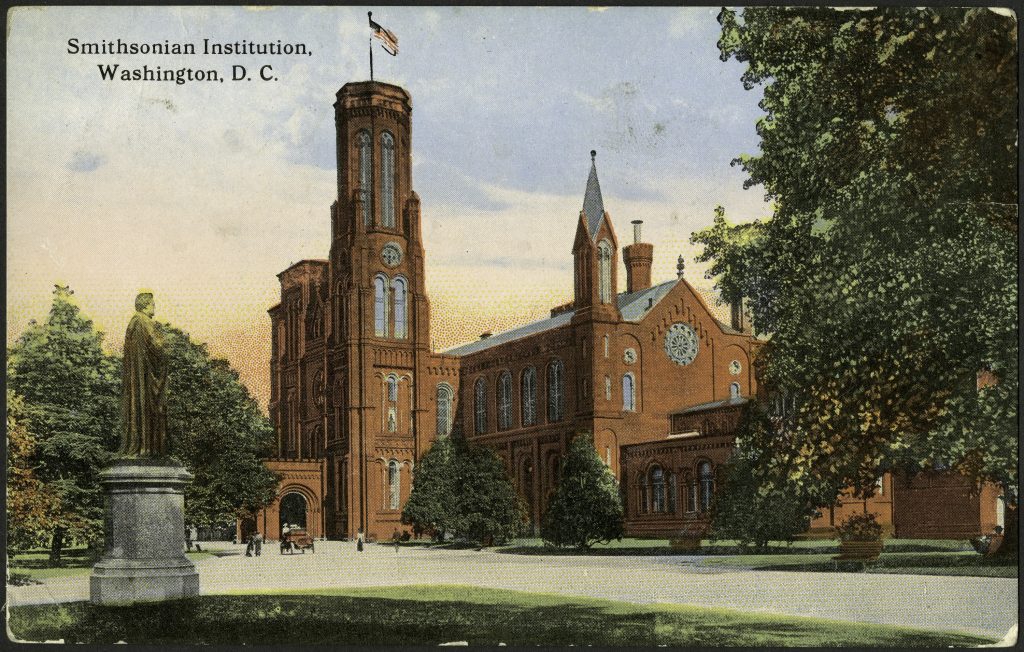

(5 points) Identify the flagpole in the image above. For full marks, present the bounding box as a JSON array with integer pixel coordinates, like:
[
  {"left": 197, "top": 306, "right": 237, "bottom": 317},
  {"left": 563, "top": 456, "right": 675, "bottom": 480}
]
[{"left": 369, "top": 38, "right": 374, "bottom": 81}]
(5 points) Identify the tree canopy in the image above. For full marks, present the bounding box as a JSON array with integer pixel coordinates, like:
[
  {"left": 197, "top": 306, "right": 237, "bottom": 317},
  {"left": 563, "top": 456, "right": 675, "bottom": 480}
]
[
  {"left": 6, "top": 387, "right": 64, "bottom": 552},
  {"left": 401, "top": 435, "right": 457, "bottom": 538},
  {"left": 693, "top": 7, "right": 1017, "bottom": 499},
  {"left": 541, "top": 433, "right": 624, "bottom": 549}
]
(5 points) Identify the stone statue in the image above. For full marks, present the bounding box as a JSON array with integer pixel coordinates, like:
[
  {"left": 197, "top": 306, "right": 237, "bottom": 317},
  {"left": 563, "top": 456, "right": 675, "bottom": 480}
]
[{"left": 120, "top": 292, "right": 168, "bottom": 457}]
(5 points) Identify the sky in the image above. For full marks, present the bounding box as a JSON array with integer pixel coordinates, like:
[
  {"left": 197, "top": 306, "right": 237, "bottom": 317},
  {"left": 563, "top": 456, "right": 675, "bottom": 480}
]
[{"left": 6, "top": 6, "right": 771, "bottom": 410}]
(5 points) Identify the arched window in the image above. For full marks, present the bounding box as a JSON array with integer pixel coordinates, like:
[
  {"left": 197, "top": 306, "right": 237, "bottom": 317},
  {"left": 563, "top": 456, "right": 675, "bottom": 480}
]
[
  {"left": 474, "top": 378, "right": 487, "bottom": 434},
  {"left": 604, "top": 375, "right": 612, "bottom": 401},
  {"left": 436, "top": 384, "right": 453, "bottom": 437},
  {"left": 730, "top": 382, "right": 741, "bottom": 399},
  {"left": 521, "top": 367, "right": 537, "bottom": 427},
  {"left": 597, "top": 240, "right": 613, "bottom": 304},
  {"left": 650, "top": 466, "right": 665, "bottom": 512},
  {"left": 374, "top": 275, "right": 389, "bottom": 337},
  {"left": 381, "top": 131, "right": 396, "bottom": 228},
  {"left": 386, "top": 374, "right": 398, "bottom": 433},
  {"left": 547, "top": 360, "right": 564, "bottom": 422},
  {"left": 667, "top": 472, "right": 677, "bottom": 514},
  {"left": 638, "top": 475, "right": 648, "bottom": 514},
  {"left": 603, "top": 334, "right": 609, "bottom": 358},
  {"left": 622, "top": 373, "right": 635, "bottom": 411},
  {"left": 387, "top": 374, "right": 398, "bottom": 402},
  {"left": 357, "top": 129, "right": 372, "bottom": 226},
  {"left": 388, "top": 459, "right": 400, "bottom": 509},
  {"left": 393, "top": 276, "right": 407, "bottom": 339},
  {"left": 498, "top": 371, "right": 513, "bottom": 430},
  {"left": 699, "top": 461, "right": 714, "bottom": 512},
  {"left": 687, "top": 474, "right": 698, "bottom": 513}
]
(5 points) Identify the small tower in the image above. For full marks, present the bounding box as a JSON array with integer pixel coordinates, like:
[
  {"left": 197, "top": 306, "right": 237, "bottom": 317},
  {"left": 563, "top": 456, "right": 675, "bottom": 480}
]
[
  {"left": 622, "top": 220, "right": 653, "bottom": 293},
  {"left": 572, "top": 150, "right": 620, "bottom": 320}
]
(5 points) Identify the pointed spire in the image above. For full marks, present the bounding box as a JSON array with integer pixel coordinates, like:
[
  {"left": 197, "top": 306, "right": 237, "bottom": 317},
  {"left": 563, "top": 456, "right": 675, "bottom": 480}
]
[{"left": 582, "top": 149, "right": 605, "bottom": 240}]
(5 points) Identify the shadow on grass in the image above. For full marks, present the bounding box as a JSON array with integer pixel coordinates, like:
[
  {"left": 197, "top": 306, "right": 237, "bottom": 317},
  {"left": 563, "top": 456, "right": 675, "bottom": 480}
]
[
  {"left": 8, "top": 548, "right": 100, "bottom": 570},
  {"left": 8, "top": 593, "right": 993, "bottom": 647}
]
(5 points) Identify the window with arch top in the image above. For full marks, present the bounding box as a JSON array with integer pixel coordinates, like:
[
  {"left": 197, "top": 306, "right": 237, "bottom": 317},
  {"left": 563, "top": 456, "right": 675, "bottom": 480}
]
[
  {"left": 650, "top": 466, "right": 665, "bottom": 512},
  {"left": 374, "top": 275, "right": 389, "bottom": 337},
  {"left": 521, "top": 367, "right": 537, "bottom": 427},
  {"left": 474, "top": 378, "right": 487, "bottom": 434},
  {"left": 357, "top": 129, "right": 372, "bottom": 226},
  {"left": 597, "top": 240, "right": 613, "bottom": 304},
  {"left": 436, "top": 384, "right": 453, "bottom": 437},
  {"left": 622, "top": 373, "right": 635, "bottom": 411},
  {"left": 498, "top": 371, "right": 513, "bottom": 430},
  {"left": 730, "top": 382, "right": 741, "bottom": 399},
  {"left": 699, "top": 461, "right": 714, "bottom": 512},
  {"left": 393, "top": 276, "right": 407, "bottom": 339},
  {"left": 387, "top": 459, "right": 400, "bottom": 509},
  {"left": 547, "top": 359, "right": 564, "bottom": 423},
  {"left": 381, "top": 131, "right": 396, "bottom": 228}
]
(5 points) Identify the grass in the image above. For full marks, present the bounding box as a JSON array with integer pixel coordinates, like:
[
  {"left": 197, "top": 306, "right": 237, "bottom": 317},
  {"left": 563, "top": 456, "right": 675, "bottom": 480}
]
[
  {"left": 7, "top": 585, "right": 995, "bottom": 646},
  {"left": 701, "top": 550, "right": 1017, "bottom": 578},
  {"left": 7, "top": 547, "right": 214, "bottom": 584}
]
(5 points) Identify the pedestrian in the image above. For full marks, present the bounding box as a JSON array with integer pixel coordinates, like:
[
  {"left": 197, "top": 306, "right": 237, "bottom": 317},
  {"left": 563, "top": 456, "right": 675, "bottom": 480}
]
[
  {"left": 393, "top": 529, "right": 400, "bottom": 553},
  {"left": 245, "top": 533, "right": 254, "bottom": 557},
  {"left": 254, "top": 532, "right": 262, "bottom": 557},
  {"left": 185, "top": 526, "right": 193, "bottom": 552},
  {"left": 356, "top": 527, "right": 364, "bottom": 552}
]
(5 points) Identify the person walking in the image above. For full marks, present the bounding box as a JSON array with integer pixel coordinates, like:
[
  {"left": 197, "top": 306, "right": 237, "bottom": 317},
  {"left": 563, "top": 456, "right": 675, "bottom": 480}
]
[
  {"left": 392, "top": 529, "right": 401, "bottom": 553},
  {"left": 254, "top": 532, "right": 262, "bottom": 557},
  {"left": 245, "top": 533, "right": 254, "bottom": 557},
  {"left": 356, "top": 527, "right": 364, "bottom": 552}
]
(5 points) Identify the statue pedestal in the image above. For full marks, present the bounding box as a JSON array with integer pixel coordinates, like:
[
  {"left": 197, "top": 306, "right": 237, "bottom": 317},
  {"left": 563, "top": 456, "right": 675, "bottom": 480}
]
[{"left": 90, "top": 460, "right": 199, "bottom": 604}]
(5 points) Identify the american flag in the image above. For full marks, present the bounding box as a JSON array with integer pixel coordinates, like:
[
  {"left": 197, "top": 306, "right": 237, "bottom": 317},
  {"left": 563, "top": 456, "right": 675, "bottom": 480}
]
[{"left": 368, "top": 12, "right": 398, "bottom": 56}]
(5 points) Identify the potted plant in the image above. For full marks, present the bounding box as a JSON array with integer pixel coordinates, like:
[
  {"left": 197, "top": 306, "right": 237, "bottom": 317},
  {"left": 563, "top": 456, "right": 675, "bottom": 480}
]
[{"left": 834, "top": 512, "right": 884, "bottom": 560}]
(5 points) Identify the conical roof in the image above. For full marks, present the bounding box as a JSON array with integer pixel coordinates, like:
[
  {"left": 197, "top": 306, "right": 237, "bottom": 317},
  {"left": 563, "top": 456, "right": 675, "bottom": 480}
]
[{"left": 582, "top": 150, "right": 605, "bottom": 240}]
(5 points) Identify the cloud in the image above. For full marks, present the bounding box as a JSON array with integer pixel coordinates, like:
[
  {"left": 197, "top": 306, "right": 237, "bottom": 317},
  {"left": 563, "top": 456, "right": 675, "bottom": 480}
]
[{"left": 67, "top": 151, "right": 106, "bottom": 172}]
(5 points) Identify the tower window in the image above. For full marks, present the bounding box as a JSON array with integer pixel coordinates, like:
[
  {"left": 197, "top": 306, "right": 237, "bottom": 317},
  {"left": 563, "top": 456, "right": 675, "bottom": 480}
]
[
  {"left": 498, "top": 371, "right": 513, "bottom": 431},
  {"left": 393, "top": 276, "right": 407, "bottom": 339},
  {"left": 650, "top": 466, "right": 665, "bottom": 513},
  {"left": 730, "top": 382, "right": 741, "bottom": 399},
  {"left": 547, "top": 360, "right": 564, "bottom": 423},
  {"left": 388, "top": 459, "right": 400, "bottom": 509},
  {"left": 374, "top": 275, "right": 389, "bottom": 337},
  {"left": 437, "top": 384, "right": 454, "bottom": 437},
  {"left": 521, "top": 367, "right": 537, "bottom": 427},
  {"left": 387, "top": 374, "right": 398, "bottom": 402},
  {"left": 474, "top": 377, "right": 487, "bottom": 434},
  {"left": 357, "top": 129, "right": 372, "bottom": 226},
  {"left": 622, "top": 373, "right": 635, "bottom": 411},
  {"left": 381, "top": 131, "right": 396, "bottom": 228},
  {"left": 598, "top": 240, "right": 613, "bottom": 304}
]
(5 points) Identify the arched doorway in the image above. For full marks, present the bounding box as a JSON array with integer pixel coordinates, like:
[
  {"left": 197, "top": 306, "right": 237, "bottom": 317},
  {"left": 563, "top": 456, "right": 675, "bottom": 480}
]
[{"left": 279, "top": 492, "right": 308, "bottom": 534}]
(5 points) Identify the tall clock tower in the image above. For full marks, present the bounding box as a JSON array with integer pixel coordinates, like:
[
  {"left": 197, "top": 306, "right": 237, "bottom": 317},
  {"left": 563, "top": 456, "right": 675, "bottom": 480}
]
[{"left": 327, "top": 81, "right": 433, "bottom": 538}]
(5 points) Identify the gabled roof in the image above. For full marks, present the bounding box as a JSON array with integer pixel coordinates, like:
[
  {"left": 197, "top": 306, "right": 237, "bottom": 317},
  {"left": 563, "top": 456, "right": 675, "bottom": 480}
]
[
  {"left": 445, "top": 278, "right": 680, "bottom": 357},
  {"left": 582, "top": 151, "right": 605, "bottom": 240},
  {"left": 672, "top": 396, "right": 749, "bottom": 416}
]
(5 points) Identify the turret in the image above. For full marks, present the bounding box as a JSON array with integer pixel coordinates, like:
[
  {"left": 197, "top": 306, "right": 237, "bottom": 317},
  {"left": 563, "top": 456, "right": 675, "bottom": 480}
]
[{"left": 622, "top": 220, "right": 653, "bottom": 293}]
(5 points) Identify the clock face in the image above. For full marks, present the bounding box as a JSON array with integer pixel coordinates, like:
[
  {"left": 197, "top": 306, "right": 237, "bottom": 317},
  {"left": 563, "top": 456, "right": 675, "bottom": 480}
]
[
  {"left": 729, "top": 360, "right": 742, "bottom": 376},
  {"left": 381, "top": 242, "right": 403, "bottom": 268},
  {"left": 664, "top": 323, "right": 698, "bottom": 366},
  {"left": 623, "top": 348, "right": 637, "bottom": 365}
]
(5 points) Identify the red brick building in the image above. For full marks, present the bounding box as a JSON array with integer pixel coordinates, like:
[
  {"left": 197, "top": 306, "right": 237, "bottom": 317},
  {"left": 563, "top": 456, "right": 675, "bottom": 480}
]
[{"left": 249, "top": 79, "right": 1006, "bottom": 543}]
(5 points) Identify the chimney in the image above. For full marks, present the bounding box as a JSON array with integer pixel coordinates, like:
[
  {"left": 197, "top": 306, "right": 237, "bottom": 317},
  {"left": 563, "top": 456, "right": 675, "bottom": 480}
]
[
  {"left": 730, "top": 298, "right": 745, "bottom": 332},
  {"left": 622, "top": 219, "right": 653, "bottom": 294}
]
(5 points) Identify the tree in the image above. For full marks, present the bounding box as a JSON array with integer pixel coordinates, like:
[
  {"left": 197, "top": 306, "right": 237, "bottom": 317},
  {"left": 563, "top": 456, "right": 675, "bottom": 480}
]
[
  {"left": 693, "top": 8, "right": 1017, "bottom": 502},
  {"left": 6, "top": 285, "right": 121, "bottom": 563},
  {"left": 541, "top": 433, "right": 624, "bottom": 549},
  {"left": 162, "top": 325, "right": 279, "bottom": 529},
  {"left": 6, "top": 388, "right": 63, "bottom": 553},
  {"left": 448, "top": 442, "right": 527, "bottom": 546},
  {"left": 402, "top": 435, "right": 457, "bottom": 539},
  {"left": 709, "top": 406, "right": 815, "bottom": 551}
]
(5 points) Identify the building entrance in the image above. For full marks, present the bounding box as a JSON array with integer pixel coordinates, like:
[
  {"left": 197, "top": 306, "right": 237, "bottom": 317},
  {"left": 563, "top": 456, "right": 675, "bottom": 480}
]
[{"left": 279, "top": 492, "right": 308, "bottom": 533}]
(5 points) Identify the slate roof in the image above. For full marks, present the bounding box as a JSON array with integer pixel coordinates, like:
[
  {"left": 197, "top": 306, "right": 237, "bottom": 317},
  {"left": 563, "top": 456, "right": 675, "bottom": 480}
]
[
  {"left": 582, "top": 152, "right": 606, "bottom": 240},
  {"left": 672, "top": 396, "right": 749, "bottom": 416},
  {"left": 445, "top": 278, "right": 679, "bottom": 357}
]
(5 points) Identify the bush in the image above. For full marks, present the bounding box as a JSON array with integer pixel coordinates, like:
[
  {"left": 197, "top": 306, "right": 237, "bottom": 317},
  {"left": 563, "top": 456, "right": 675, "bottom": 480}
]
[
  {"left": 836, "top": 513, "right": 883, "bottom": 542},
  {"left": 541, "top": 433, "right": 624, "bottom": 549}
]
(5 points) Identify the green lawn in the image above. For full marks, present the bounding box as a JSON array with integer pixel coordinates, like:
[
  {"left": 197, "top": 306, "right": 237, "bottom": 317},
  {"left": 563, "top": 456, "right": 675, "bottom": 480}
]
[
  {"left": 8, "top": 585, "right": 994, "bottom": 646},
  {"left": 701, "top": 550, "right": 1017, "bottom": 578},
  {"left": 7, "top": 548, "right": 213, "bottom": 585}
]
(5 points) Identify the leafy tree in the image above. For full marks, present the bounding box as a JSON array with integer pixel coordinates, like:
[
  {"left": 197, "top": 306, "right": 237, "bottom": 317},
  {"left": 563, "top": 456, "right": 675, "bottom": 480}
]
[
  {"left": 402, "top": 435, "right": 457, "bottom": 539},
  {"left": 448, "top": 442, "right": 527, "bottom": 546},
  {"left": 162, "top": 325, "right": 279, "bottom": 529},
  {"left": 6, "top": 285, "right": 121, "bottom": 563},
  {"left": 6, "top": 388, "right": 64, "bottom": 553},
  {"left": 694, "top": 8, "right": 1017, "bottom": 502},
  {"left": 540, "top": 433, "right": 624, "bottom": 549},
  {"left": 709, "top": 406, "right": 815, "bottom": 551}
]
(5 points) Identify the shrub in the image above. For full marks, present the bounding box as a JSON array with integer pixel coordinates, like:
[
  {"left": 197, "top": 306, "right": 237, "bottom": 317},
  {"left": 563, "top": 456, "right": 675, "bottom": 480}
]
[
  {"left": 541, "top": 433, "right": 624, "bottom": 549},
  {"left": 836, "top": 512, "right": 883, "bottom": 542}
]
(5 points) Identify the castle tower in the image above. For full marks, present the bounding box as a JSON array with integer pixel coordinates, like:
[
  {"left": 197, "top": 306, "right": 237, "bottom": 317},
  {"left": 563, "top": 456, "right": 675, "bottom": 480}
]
[{"left": 327, "top": 81, "right": 432, "bottom": 539}]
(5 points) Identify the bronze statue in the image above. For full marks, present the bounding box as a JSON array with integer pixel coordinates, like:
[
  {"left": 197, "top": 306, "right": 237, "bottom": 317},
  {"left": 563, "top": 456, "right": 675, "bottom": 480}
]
[{"left": 120, "top": 292, "right": 168, "bottom": 457}]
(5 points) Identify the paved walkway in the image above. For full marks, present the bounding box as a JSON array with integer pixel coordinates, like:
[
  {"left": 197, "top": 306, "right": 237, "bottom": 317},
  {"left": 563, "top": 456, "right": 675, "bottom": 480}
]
[{"left": 8, "top": 541, "right": 1018, "bottom": 639}]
